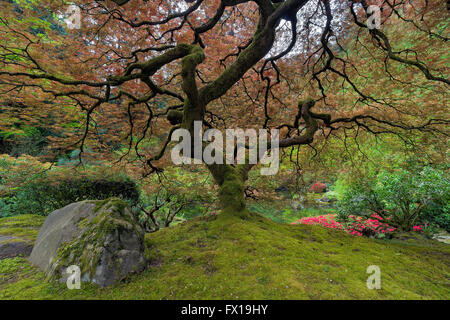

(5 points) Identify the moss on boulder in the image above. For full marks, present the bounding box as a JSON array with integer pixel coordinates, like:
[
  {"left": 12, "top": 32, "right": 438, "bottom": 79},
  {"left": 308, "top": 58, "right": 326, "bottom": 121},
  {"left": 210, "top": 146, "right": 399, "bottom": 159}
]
[{"left": 29, "top": 198, "right": 147, "bottom": 287}]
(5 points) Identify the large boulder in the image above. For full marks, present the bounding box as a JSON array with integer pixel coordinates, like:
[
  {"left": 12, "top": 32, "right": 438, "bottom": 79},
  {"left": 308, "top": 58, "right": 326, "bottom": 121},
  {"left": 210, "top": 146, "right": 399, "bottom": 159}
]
[{"left": 29, "top": 198, "right": 147, "bottom": 287}]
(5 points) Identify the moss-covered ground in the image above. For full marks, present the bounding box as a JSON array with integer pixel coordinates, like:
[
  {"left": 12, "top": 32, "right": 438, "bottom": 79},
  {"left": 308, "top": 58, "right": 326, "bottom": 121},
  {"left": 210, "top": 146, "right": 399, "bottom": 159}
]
[
  {"left": 0, "top": 213, "right": 449, "bottom": 299},
  {"left": 0, "top": 214, "right": 45, "bottom": 242}
]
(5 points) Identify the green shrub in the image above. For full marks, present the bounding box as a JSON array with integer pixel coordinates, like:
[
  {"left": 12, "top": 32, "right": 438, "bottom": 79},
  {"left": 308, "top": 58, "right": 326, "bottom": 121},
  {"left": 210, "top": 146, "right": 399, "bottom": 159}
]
[
  {"left": 0, "top": 154, "right": 140, "bottom": 217},
  {"left": 11, "top": 175, "right": 139, "bottom": 217},
  {"left": 336, "top": 166, "right": 449, "bottom": 232},
  {"left": 420, "top": 199, "right": 450, "bottom": 232},
  {"left": 0, "top": 125, "right": 49, "bottom": 157}
]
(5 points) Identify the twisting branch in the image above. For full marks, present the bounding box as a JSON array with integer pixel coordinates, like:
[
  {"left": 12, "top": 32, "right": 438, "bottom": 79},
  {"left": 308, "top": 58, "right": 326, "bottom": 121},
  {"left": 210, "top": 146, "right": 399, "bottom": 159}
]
[{"left": 351, "top": 0, "right": 449, "bottom": 85}]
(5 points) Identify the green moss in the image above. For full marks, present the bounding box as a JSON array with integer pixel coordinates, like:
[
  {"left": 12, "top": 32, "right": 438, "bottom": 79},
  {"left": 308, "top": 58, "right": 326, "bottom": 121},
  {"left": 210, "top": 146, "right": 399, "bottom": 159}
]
[
  {"left": 106, "top": 198, "right": 128, "bottom": 215},
  {"left": 181, "top": 45, "right": 205, "bottom": 72},
  {"left": 0, "top": 214, "right": 45, "bottom": 242},
  {"left": 0, "top": 214, "right": 46, "bottom": 229},
  {"left": 92, "top": 198, "right": 110, "bottom": 213},
  {"left": 0, "top": 257, "right": 37, "bottom": 290},
  {"left": 1, "top": 238, "right": 30, "bottom": 245},
  {"left": 208, "top": 164, "right": 248, "bottom": 218},
  {"left": 0, "top": 211, "right": 449, "bottom": 299},
  {"left": 219, "top": 174, "right": 245, "bottom": 213},
  {"left": 77, "top": 217, "right": 89, "bottom": 230}
]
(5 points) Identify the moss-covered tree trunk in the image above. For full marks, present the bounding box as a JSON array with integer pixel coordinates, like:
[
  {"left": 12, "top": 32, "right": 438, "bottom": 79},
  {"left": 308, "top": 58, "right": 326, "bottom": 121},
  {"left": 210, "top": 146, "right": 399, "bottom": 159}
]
[{"left": 207, "top": 163, "right": 253, "bottom": 218}]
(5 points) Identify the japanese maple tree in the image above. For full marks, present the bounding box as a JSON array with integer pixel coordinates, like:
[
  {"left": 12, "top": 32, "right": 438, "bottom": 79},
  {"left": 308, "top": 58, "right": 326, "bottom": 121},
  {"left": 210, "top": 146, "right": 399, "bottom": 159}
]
[{"left": 0, "top": 0, "right": 448, "bottom": 217}]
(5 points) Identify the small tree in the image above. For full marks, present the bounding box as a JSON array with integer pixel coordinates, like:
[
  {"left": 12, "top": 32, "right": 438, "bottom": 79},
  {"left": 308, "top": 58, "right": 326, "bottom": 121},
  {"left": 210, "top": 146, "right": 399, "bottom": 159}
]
[{"left": 139, "top": 188, "right": 188, "bottom": 233}]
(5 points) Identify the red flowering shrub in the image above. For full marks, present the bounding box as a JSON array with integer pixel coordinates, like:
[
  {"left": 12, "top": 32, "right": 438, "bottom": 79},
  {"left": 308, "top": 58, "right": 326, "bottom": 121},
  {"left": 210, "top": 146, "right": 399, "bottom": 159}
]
[
  {"left": 291, "top": 214, "right": 394, "bottom": 238},
  {"left": 292, "top": 214, "right": 344, "bottom": 230},
  {"left": 292, "top": 213, "right": 426, "bottom": 238},
  {"left": 309, "top": 182, "right": 327, "bottom": 193},
  {"left": 344, "top": 214, "right": 396, "bottom": 238}
]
